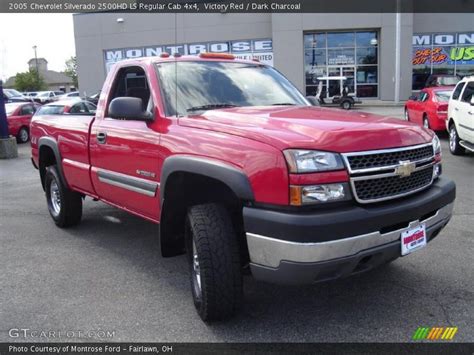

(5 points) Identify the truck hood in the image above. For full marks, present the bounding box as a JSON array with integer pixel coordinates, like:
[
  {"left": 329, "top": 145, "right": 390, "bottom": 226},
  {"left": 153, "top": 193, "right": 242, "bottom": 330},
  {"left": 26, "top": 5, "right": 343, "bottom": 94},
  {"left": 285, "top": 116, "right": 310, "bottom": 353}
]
[{"left": 178, "top": 106, "right": 434, "bottom": 152}]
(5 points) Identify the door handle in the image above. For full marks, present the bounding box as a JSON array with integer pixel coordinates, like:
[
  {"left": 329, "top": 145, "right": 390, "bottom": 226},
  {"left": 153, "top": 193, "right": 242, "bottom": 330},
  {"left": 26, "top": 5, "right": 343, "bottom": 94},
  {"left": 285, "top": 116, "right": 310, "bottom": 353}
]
[
  {"left": 468, "top": 111, "right": 473, "bottom": 115},
  {"left": 454, "top": 107, "right": 459, "bottom": 111},
  {"left": 97, "top": 132, "right": 107, "bottom": 144}
]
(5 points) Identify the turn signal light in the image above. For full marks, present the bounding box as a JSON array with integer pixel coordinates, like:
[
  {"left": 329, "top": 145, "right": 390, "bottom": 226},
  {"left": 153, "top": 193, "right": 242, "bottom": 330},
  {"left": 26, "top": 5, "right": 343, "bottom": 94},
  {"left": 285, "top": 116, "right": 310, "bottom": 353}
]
[{"left": 199, "top": 52, "right": 235, "bottom": 59}]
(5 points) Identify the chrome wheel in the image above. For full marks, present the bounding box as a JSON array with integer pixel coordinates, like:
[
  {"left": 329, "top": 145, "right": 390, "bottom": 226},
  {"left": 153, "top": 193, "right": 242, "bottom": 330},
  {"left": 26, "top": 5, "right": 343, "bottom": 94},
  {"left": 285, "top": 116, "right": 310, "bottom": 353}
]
[
  {"left": 49, "top": 180, "right": 61, "bottom": 216},
  {"left": 404, "top": 109, "right": 409, "bottom": 120},
  {"left": 449, "top": 126, "right": 457, "bottom": 152},
  {"left": 192, "top": 240, "right": 202, "bottom": 297},
  {"left": 19, "top": 128, "right": 29, "bottom": 143}
]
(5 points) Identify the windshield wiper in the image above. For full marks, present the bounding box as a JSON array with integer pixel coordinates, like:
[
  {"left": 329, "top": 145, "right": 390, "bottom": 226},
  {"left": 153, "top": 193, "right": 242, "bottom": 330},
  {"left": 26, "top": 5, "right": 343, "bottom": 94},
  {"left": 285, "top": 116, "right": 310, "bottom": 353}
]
[
  {"left": 186, "top": 104, "right": 239, "bottom": 112},
  {"left": 271, "top": 103, "right": 296, "bottom": 106}
]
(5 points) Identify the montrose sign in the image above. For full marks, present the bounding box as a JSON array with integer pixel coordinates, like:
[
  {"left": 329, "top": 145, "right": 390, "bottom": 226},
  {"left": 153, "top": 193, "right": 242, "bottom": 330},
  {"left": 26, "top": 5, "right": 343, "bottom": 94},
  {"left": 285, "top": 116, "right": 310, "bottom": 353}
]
[{"left": 104, "top": 39, "right": 273, "bottom": 72}]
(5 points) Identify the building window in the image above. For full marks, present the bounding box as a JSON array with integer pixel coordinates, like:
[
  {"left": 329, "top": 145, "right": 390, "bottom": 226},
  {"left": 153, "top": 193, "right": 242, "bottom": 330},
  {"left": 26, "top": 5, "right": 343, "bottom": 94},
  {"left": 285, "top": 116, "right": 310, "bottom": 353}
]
[{"left": 304, "top": 30, "right": 379, "bottom": 99}]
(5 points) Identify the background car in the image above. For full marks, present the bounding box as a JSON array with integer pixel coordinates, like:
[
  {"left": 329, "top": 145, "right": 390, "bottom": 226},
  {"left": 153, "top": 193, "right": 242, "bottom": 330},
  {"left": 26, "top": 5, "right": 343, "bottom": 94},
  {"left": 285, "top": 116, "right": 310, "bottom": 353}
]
[
  {"left": 447, "top": 76, "right": 474, "bottom": 155},
  {"left": 3, "top": 89, "right": 30, "bottom": 103},
  {"left": 404, "top": 87, "right": 452, "bottom": 131},
  {"left": 57, "top": 91, "right": 81, "bottom": 100},
  {"left": 35, "top": 99, "right": 97, "bottom": 116},
  {"left": 33, "top": 91, "right": 65, "bottom": 104},
  {"left": 5, "top": 102, "right": 42, "bottom": 143},
  {"left": 85, "top": 90, "right": 101, "bottom": 105},
  {"left": 424, "top": 74, "right": 460, "bottom": 88}
]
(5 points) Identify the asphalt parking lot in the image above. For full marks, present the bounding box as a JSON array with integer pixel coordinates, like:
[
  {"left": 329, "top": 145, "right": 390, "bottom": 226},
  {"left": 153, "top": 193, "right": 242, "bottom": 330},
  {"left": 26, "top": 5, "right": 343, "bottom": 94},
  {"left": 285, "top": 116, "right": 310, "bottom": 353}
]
[{"left": 0, "top": 108, "right": 473, "bottom": 343}]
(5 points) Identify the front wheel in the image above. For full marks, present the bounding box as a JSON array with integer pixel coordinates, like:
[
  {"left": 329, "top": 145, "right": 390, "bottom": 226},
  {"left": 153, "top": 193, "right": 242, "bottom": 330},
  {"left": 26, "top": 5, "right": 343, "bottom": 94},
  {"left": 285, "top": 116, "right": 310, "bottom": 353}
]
[
  {"left": 44, "top": 165, "right": 83, "bottom": 227},
  {"left": 404, "top": 108, "right": 410, "bottom": 121},
  {"left": 17, "top": 127, "right": 29, "bottom": 143},
  {"left": 449, "top": 124, "right": 465, "bottom": 155},
  {"left": 423, "top": 115, "right": 430, "bottom": 129},
  {"left": 185, "top": 203, "right": 243, "bottom": 322}
]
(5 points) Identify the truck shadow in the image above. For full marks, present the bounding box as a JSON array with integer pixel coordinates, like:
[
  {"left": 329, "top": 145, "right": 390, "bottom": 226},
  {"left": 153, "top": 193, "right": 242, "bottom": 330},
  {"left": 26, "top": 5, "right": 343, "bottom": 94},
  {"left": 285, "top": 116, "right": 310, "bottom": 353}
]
[{"left": 61, "top": 199, "right": 466, "bottom": 342}]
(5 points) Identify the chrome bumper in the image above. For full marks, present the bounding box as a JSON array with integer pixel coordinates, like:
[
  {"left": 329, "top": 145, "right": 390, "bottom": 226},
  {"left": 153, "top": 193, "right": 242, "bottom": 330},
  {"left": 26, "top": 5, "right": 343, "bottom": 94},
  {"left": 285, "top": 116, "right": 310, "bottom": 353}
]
[{"left": 246, "top": 203, "right": 453, "bottom": 268}]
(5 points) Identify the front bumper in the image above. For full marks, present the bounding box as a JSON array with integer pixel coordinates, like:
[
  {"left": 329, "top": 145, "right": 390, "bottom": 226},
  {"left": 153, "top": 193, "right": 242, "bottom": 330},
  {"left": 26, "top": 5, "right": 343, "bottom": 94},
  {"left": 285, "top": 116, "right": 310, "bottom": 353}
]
[{"left": 244, "top": 177, "right": 455, "bottom": 285}]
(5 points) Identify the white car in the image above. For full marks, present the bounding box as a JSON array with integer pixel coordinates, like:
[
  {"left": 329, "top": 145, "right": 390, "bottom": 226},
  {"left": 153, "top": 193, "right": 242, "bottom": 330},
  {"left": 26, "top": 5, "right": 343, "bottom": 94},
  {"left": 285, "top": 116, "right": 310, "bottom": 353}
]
[
  {"left": 57, "top": 91, "right": 81, "bottom": 100},
  {"left": 447, "top": 76, "right": 474, "bottom": 155},
  {"left": 34, "top": 91, "right": 65, "bottom": 104}
]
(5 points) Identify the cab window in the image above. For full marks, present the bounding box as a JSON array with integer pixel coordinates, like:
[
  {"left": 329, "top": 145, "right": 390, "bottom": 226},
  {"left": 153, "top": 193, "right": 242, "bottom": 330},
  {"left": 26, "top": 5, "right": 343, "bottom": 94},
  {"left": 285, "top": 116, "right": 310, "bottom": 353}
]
[
  {"left": 20, "top": 105, "right": 34, "bottom": 115},
  {"left": 460, "top": 82, "right": 474, "bottom": 104},
  {"left": 452, "top": 82, "right": 465, "bottom": 100},
  {"left": 69, "top": 103, "right": 88, "bottom": 114},
  {"left": 108, "top": 66, "right": 152, "bottom": 116}
]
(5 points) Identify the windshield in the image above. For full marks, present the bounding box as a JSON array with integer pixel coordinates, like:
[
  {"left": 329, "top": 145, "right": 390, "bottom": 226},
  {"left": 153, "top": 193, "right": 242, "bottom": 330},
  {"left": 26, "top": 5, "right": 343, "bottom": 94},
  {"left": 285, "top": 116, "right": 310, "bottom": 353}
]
[
  {"left": 37, "top": 105, "right": 65, "bottom": 115},
  {"left": 435, "top": 90, "right": 452, "bottom": 102},
  {"left": 5, "top": 89, "right": 23, "bottom": 97},
  {"left": 38, "top": 92, "right": 50, "bottom": 97},
  {"left": 5, "top": 103, "right": 21, "bottom": 115},
  {"left": 438, "top": 76, "right": 460, "bottom": 85},
  {"left": 155, "top": 61, "right": 308, "bottom": 116}
]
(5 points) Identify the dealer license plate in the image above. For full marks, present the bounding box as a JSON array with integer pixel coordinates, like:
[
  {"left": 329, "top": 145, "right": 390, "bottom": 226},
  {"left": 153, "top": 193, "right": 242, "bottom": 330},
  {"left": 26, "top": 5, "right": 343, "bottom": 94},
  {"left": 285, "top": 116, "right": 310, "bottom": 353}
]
[{"left": 401, "top": 224, "right": 427, "bottom": 256}]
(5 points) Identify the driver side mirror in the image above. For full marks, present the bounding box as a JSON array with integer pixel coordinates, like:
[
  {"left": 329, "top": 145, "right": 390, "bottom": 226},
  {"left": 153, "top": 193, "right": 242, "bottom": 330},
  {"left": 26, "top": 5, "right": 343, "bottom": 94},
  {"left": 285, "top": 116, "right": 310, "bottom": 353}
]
[
  {"left": 409, "top": 95, "right": 418, "bottom": 101},
  {"left": 108, "top": 97, "right": 153, "bottom": 121}
]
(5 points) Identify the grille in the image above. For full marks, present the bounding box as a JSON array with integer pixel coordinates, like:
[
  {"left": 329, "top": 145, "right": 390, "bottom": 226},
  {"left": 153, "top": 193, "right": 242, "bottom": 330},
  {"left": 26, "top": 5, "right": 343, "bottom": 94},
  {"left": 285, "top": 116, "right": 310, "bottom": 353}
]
[
  {"left": 353, "top": 167, "right": 434, "bottom": 202},
  {"left": 347, "top": 145, "right": 434, "bottom": 171}
]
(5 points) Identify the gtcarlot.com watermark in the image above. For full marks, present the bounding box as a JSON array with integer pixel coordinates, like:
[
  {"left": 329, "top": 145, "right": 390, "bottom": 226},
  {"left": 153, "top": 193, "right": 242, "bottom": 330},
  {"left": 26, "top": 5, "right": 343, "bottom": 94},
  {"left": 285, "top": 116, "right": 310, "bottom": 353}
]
[{"left": 8, "top": 328, "right": 115, "bottom": 339}]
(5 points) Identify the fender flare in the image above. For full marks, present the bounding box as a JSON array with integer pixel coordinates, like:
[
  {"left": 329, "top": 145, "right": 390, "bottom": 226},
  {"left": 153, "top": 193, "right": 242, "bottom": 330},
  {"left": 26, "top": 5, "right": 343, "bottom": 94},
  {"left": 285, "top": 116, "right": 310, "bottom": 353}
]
[
  {"left": 159, "top": 155, "right": 254, "bottom": 206},
  {"left": 158, "top": 155, "right": 254, "bottom": 257},
  {"left": 38, "top": 137, "right": 69, "bottom": 189}
]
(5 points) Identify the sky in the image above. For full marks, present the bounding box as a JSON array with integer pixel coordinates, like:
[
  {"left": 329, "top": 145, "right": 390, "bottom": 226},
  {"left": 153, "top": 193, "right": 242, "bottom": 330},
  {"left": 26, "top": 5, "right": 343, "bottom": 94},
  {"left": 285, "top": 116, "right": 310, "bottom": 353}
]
[{"left": 0, "top": 14, "right": 75, "bottom": 82}]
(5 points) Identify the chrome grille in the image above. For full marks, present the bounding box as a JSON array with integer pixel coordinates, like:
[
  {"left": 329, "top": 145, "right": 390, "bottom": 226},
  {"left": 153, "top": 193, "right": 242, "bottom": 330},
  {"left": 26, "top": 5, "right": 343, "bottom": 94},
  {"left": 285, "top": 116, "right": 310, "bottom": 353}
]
[
  {"left": 353, "top": 166, "right": 434, "bottom": 202},
  {"left": 342, "top": 143, "right": 436, "bottom": 204},
  {"left": 345, "top": 144, "right": 434, "bottom": 173}
]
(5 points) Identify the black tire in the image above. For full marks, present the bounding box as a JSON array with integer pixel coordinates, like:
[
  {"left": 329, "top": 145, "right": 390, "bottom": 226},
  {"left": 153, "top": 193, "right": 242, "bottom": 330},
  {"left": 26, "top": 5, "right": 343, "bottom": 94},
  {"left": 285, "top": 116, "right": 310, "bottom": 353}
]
[
  {"left": 448, "top": 123, "right": 465, "bottom": 155},
  {"left": 44, "top": 165, "right": 82, "bottom": 227},
  {"left": 341, "top": 100, "right": 352, "bottom": 110},
  {"left": 185, "top": 203, "right": 243, "bottom": 322},
  {"left": 17, "top": 127, "right": 29, "bottom": 143}
]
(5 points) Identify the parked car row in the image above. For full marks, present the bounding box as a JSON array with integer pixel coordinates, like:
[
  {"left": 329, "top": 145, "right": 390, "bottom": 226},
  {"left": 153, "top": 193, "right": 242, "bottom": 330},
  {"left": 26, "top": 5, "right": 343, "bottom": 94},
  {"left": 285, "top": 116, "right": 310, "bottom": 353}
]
[
  {"left": 404, "top": 75, "right": 474, "bottom": 155},
  {"left": 4, "top": 99, "right": 96, "bottom": 144}
]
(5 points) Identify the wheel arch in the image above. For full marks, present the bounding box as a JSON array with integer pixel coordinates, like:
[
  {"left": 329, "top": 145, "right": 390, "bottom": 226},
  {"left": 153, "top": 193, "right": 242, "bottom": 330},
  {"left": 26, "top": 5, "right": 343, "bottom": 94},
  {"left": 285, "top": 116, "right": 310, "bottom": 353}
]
[
  {"left": 159, "top": 155, "right": 254, "bottom": 258},
  {"left": 38, "top": 137, "right": 68, "bottom": 190}
]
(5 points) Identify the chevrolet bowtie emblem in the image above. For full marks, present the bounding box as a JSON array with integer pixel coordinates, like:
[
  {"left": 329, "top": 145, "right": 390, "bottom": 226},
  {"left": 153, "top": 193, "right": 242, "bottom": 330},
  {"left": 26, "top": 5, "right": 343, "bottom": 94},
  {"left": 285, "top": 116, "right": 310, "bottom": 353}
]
[{"left": 395, "top": 160, "right": 416, "bottom": 177}]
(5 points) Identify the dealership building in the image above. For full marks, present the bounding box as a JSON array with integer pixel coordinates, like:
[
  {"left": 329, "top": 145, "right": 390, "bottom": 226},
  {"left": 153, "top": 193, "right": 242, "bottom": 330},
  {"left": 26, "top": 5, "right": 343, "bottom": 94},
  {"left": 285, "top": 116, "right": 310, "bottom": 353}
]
[{"left": 73, "top": 13, "right": 474, "bottom": 101}]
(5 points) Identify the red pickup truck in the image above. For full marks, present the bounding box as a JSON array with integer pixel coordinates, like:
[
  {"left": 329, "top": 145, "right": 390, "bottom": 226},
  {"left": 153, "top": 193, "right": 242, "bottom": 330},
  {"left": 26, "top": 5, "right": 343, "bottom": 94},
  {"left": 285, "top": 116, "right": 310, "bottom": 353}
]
[{"left": 30, "top": 53, "right": 456, "bottom": 321}]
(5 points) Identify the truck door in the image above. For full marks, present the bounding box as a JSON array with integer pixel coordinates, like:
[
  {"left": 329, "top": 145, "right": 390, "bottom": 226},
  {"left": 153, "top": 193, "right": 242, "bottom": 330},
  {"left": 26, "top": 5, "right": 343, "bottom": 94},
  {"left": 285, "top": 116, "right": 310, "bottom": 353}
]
[
  {"left": 458, "top": 81, "right": 474, "bottom": 142},
  {"left": 89, "top": 65, "right": 162, "bottom": 221}
]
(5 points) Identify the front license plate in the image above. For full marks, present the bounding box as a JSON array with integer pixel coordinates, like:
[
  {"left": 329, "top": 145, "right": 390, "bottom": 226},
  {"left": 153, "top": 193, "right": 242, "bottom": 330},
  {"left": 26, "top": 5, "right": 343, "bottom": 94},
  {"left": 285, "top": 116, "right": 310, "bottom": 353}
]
[{"left": 401, "top": 224, "right": 427, "bottom": 256}]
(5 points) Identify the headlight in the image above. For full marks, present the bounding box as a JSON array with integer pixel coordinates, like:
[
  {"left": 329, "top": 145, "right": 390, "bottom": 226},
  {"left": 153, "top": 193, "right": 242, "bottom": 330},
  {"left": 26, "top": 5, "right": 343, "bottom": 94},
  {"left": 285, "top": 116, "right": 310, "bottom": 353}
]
[
  {"left": 432, "top": 135, "right": 441, "bottom": 155},
  {"left": 290, "top": 183, "right": 351, "bottom": 205},
  {"left": 283, "top": 150, "right": 344, "bottom": 173}
]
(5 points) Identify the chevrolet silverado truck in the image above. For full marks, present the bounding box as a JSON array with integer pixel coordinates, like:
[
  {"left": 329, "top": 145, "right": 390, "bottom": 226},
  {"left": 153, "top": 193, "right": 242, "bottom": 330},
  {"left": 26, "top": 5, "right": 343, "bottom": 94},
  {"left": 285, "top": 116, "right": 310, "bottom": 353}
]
[{"left": 30, "top": 53, "right": 456, "bottom": 321}]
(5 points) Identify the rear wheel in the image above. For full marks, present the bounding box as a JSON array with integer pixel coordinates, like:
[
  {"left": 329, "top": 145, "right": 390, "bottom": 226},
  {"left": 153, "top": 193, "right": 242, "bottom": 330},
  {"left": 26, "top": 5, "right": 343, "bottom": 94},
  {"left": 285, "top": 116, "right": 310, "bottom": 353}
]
[
  {"left": 185, "top": 203, "right": 243, "bottom": 322},
  {"left": 17, "top": 127, "right": 29, "bottom": 143},
  {"left": 449, "top": 123, "right": 465, "bottom": 155},
  {"left": 44, "top": 165, "right": 83, "bottom": 227}
]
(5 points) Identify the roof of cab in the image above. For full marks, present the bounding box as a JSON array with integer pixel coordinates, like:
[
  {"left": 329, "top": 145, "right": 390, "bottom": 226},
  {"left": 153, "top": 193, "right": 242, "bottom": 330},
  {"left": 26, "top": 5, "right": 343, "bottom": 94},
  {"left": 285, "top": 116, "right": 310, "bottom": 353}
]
[{"left": 112, "top": 54, "right": 265, "bottom": 67}]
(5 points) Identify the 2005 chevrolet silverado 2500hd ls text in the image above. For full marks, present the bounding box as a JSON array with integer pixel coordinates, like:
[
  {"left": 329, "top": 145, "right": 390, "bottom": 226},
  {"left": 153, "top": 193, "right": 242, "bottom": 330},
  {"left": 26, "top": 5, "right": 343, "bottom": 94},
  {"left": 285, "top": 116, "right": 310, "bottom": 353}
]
[{"left": 30, "top": 53, "right": 456, "bottom": 321}]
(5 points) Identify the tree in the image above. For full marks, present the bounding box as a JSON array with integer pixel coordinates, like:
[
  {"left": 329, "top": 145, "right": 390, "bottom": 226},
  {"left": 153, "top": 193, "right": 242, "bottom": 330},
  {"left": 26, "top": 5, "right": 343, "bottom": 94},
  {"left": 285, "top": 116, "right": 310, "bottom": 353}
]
[
  {"left": 14, "top": 69, "right": 47, "bottom": 91},
  {"left": 65, "top": 56, "right": 78, "bottom": 89}
]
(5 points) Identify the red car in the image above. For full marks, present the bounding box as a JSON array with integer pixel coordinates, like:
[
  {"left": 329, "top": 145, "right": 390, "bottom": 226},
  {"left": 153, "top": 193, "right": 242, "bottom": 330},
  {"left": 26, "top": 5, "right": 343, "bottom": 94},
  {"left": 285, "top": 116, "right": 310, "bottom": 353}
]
[
  {"left": 30, "top": 54, "right": 455, "bottom": 321},
  {"left": 36, "top": 99, "right": 97, "bottom": 116},
  {"left": 404, "top": 87, "right": 452, "bottom": 131},
  {"left": 5, "top": 102, "right": 41, "bottom": 143}
]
